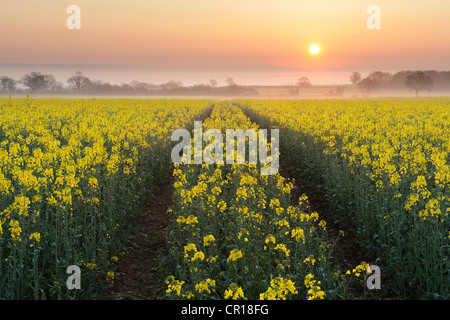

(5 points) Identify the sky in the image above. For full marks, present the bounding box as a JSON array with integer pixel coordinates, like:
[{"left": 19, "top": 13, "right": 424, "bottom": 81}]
[{"left": 1, "top": 0, "right": 450, "bottom": 85}]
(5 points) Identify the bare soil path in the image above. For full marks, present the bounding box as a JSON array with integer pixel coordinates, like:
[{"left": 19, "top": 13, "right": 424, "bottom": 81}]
[{"left": 101, "top": 177, "right": 174, "bottom": 300}]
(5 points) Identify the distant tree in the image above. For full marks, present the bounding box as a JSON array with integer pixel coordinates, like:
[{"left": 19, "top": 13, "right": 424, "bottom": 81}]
[
  {"left": 67, "top": 71, "right": 92, "bottom": 93},
  {"left": 405, "top": 71, "right": 434, "bottom": 97},
  {"left": 192, "top": 84, "right": 212, "bottom": 93},
  {"left": 119, "top": 83, "right": 133, "bottom": 93},
  {"left": 129, "top": 80, "right": 157, "bottom": 93},
  {"left": 209, "top": 79, "right": 218, "bottom": 88},
  {"left": 161, "top": 80, "right": 183, "bottom": 91},
  {"left": 0, "top": 76, "right": 17, "bottom": 92},
  {"left": 367, "top": 71, "right": 393, "bottom": 86},
  {"left": 358, "top": 77, "right": 380, "bottom": 97},
  {"left": 50, "top": 81, "right": 65, "bottom": 93},
  {"left": 350, "top": 72, "right": 361, "bottom": 84},
  {"left": 226, "top": 78, "right": 235, "bottom": 86},
  {"left": 21, "top": 72, "right": 56, "bottom": 92},
  {"left": 296, "top": 77, "right": 312, "bottom": 88},
  {"left": 44, "top": 74, "right": 56, "bottom": 91}
]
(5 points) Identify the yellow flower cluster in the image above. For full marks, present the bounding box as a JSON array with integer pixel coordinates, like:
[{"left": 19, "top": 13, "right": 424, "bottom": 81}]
[
  {"left": 29, "top": 232, "right": 41, "bottom": 247},
  {"left": 291, "top": 227, "right": 306, "bottom": 243},
  {"left": 203, "top": 234, "right": 215, "bottom": 247},
  {"left": 259, "top": 277, "right": 298, "bottom": 300},
  {"left": 225, "top": 283, "right": 245, "bottom": 300},
  {"left": 166, "top": 276, "right": 185, "bottom": 297},
  {"left": 195, "top": 279, "right": 216, "bottom": 294},
  {"left": 346, "top": 262, "right": 370, "bottom": 277},
  {"left": 304, "top": 273, "right": 326, "bottom": 300},
  {"left": 227, "top": 249, "right": 243, "bottom": 262},
  {"left": 106, "top": 271, "right": 115, "bottom": 282},
  {"left": 184, "top": 243, "right": 198, "bottom": 258},
  {"left": 9, "top": 220, "right": 22, "bottom": 241}
]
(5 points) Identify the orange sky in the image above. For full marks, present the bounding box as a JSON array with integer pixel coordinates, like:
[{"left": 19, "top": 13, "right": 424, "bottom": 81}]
[{"left": 1, "top": 0, "right": 450, "bottom": 85}]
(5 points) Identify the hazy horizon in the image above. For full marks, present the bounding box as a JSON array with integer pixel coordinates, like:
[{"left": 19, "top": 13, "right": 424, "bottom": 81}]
[
  {"left": 0, "top": 61, "right": 402, "bottom": 86},
  {"left": 1, "top": 1, "right": 450, "bottom": 86}
]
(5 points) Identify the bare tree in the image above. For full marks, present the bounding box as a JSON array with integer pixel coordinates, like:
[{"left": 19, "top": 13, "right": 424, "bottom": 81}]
[
  {"left": 350, "top": 72, "right": 361, "bottom": 84},
  {"left": 67, "top": 71, "right": 92, "bottom": 93},
  {"left": 21, "top": 72, "right": 56, "bottom": 92},
  {"left": 226, "top": 78, "right": 235, "bottom": 86},
  {"left": 355, "top": 71, "right": 393, "bottom": 97},
  {"left": 405, "top": 71, "right": 434, "bottom": 97},
  {"left": 367, "top": 71, "right": 393, "bottom": 85},
  {"left": 358, "top": 77, "right": 380, "bottom": 97},
  {"left": 296, "top": 77, "right": 312, "bottom": 88},
  {"left": 210, "top": 79, "right": 218, "bottom": 88},
  {"left": 0, "top": 76, "right": 17, "bottom": 92}
]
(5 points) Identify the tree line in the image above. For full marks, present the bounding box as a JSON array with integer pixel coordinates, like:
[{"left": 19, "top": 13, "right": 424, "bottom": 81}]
[
  {"left": 0, "top": 71, "right": 256, "bottom": 96},
  {"left": 350, "top": 70, "right": 443, "bottom": 97},
  {"left": 1, "top": 70, "right": 447, "bottom": 97}
]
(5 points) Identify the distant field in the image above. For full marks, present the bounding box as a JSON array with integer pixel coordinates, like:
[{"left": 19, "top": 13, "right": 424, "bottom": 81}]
[
  {"left": 248, "top": 84, "right": 450, "bottom": 98},
  {"left": 3, "top": 84, "right": 450, "bottom": 100}
]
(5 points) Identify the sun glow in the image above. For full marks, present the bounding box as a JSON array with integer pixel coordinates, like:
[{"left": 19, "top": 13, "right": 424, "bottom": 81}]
[{"left": 310, "top": 45, "right": 320, "bottom": 55}]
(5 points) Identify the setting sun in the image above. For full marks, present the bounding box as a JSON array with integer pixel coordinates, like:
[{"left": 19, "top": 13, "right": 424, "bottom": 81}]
[{"left": 310, "top": 44, "right": 320, "bottom": 55}]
